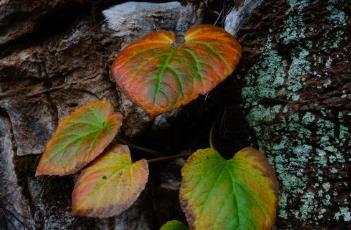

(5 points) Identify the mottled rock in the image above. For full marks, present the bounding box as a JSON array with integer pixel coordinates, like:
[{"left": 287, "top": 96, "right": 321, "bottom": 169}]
[
  {"left": 224, "top": 0, "right": 263, "bottom": 35},
  {"left": 0, "top": 0, "right": 88, "bottom": 48},
  {"left": 0, "top": 116, "right": 33, "bottom": 229},
  {"left": 0, "top": 1, "right": 206, "bottom": 229},
  {"left": 230, "top": 0, "right": 351, "bottom": 228}
]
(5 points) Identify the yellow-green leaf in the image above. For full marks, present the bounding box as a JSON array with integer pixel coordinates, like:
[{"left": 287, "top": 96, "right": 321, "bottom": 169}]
[
  {"left": 72, "top": 144, "right": 149, "bottom": 218},
  {"left": 160, "top": 220, "right": 188, "bottom": 230},
  {"left": 36, "top": 100, "right": 122, "bottom": 176},
  {"left": 180, "top": 147, "right": 279, "bottom": 230}
]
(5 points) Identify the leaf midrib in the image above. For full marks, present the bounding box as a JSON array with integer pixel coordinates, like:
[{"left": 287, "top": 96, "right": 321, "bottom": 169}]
[
  {"left": 193, "top": 159, "right": 267, "bottom": 230},
  {"left": 46, "top": 127, "right": 104, "bottom": 165},
  {"left": 153, "top": 46, "right": 176, "bottom": 104}
]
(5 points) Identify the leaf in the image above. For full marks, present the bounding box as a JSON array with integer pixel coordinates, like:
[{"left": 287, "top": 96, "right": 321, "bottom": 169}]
[
  {"left": 180, "top": 147, "right": 279, "bottom": 230},
  {"left": 72, "top": 144, "right": 148, "bottom": 218},
  {"left": 160, "top": 220, "right": 188, "bottom": 230},
  {"left": 112, "top": 24, "right": 241, "bottom": 116},
  {"left": 36, "top": 100, "right": 122, "bottom": 176}
]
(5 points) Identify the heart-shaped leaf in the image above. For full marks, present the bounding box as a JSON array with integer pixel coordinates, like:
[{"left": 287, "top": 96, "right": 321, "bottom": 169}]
[
  {"left": 112, "top": 25, "right": 241, "bottom": 116},
  {"left": 180, "top": 147, "right": 279, "bottom": 230},
  {"left": 72, "top": 144, "right": 148, "bottom": 218},
  {"left": 36, "top": 100, "right": 122, "bottom": 176},
  {"left": 160, "top": 220, "right": 188, "bottom": 230}
]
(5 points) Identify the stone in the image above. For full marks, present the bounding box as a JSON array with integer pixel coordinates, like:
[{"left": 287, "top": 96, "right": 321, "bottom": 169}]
[{"left": 0, "top": 1, "right": 206, "bottom": 229}]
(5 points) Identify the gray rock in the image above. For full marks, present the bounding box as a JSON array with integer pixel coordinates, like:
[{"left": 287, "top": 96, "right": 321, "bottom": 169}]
[
  {"left": 224, "top": 0, "right": 263, "bottom": 35},
  {"left": 0, "top": 1, "right": 206, "bottom": 229},
  {"left": 0, "top": 116, "right": 33, "bottom": 229}
]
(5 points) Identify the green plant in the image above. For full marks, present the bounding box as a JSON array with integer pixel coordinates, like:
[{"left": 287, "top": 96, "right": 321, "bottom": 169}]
[{"left": 34, "top": 25, "right": 279, "bottom": 229}]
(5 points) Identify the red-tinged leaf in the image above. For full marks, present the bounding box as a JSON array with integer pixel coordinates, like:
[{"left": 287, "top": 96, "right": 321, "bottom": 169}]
[
  {"left": 72, "top": 144, "right": 149, "bottom": 218},
  {"left": 36, "top": 100, "right": 122, "bottom": 176},
  {"left": 112, "top": 24, "right": 241, "bottom": 116},
  {"left": 180, "top": 147, "right": 279, "bottom": 230}
]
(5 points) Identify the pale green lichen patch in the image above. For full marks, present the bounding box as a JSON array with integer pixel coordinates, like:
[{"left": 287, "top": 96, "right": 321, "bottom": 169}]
[
  {"left": 296, "top": 191, "right": 316, "bottom": 220},
  {"left": 241, "top": 0, "right": 350, "bottom": 226},
  {"left": 302, "top": 112, "right": 315, "bottom": 125},
  {"left": 322, "top": 182, "right": 330, "bottom": 191},
  {"left": 323, "top": 79, "right": 332, "bottom": 88},
  {"left": 334, "top": 207, "right": 351, "bottom": 222},
  {"left": 280, "top": 0, "right": 309, "bottom": 44},
  {"left": 241, "top": 37, "right": 286, "bottom": 107},
  {"left": 325, "top": 57, "right": 332, "bottom": 69},
  {"left": 327, "top": 0, "right": 348, "bottom": 25}
]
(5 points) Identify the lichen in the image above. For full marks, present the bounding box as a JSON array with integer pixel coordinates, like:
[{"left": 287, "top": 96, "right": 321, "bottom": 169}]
[
  {"left": 241, "top": 0, "right": 350, "bottom": 225},
  {"left": 327, "top": 2, "right": 348, "bottom": 25},
  {"left": 325, "top": 57, "right": 332, "bottom": 69},
  {"left": 302, "top": 112, "right": 315, "bottom": 125},
  {"left": 296, "top": 191, "right": 316, "bottom": 220},
  {"left": 334, "top": 207, "right": 351, "bottom": 222},
  {"left": 280, "top": 0, "right": 309, "bottom": 44},
  {"left": 242, "top": 37, "right": 286, "bottom": 108}
]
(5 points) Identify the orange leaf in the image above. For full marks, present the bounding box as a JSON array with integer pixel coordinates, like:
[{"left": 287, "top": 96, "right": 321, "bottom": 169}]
[
  {"left": 36, "top": 100, "right": 122, "bottom": 176},
  {"left": 112, "top": 24, "right": 241, "bottom": 116},
  {"left": 72, "top": 144, "right": 149, "bottom": 218}
]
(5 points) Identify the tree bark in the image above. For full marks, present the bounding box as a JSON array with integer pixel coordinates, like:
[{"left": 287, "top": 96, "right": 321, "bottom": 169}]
[{"left": 231, "top": 0, "right": 351, "bottom": 229}]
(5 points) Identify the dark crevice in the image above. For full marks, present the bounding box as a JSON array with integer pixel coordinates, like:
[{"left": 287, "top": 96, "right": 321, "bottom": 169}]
[
  {"left": 129, "top": 74, "right": 252, "bottom": 161},
  {"left": 0, "top": 1, "right": 91, "bottom": 59},
  {"left": 202, "top": 0, "right": 234, "bottom": 25}
]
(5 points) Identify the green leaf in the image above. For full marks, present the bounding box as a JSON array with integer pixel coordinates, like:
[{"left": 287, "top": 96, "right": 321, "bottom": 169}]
[
  {"left": 112, "top": 24, "right": 241, "bottom": 116},
  {"left": 72, "top": 144, "right": 149, "bottom": 218},
  {"left": 160, "top": 220, "right": 188, "bottom": 230},
  {"left": 180, "top": 147, "right": 279, "bottom": 230},
  {"left": 36, "top": 100, "right": 122, "bottom": 176}
]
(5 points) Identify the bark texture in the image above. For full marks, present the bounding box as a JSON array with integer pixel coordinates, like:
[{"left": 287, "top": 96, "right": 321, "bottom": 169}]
[{"left": 232, "top": 0, "right": 351, "bottom": 229}]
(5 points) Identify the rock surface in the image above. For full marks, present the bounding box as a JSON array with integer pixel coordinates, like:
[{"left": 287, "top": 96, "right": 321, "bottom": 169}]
[
  {"left": 231, "top": 0, "right": 351, "bottom": 228},
  {"left": 0, "top": 1, "right": 206, "bottom": 229}
]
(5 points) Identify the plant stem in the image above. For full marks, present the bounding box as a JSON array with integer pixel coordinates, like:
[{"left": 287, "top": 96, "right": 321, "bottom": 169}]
[
  {"left": 148, "top": 151, "right": 192, "bottom": 163},
  {"left": 115, "top": 135, "right": 163, "bottom": 156},
  {"left": 209, "top": 122, "right": 215, "bottom": 149}
]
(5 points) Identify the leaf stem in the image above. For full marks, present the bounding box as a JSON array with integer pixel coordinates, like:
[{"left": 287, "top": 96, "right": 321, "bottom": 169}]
[
  {"left": 148, "top": 151, "right": 192, "bottom": 163},
  {"left": 115, "top": 135, "right": 163, "bottom": 156},
  {"left": 209, "top": 122, "right": 215, "bottom": 150}
]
